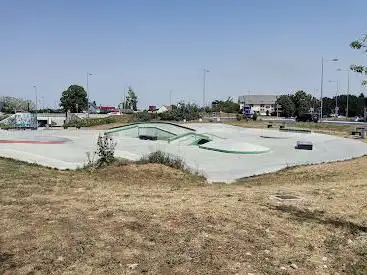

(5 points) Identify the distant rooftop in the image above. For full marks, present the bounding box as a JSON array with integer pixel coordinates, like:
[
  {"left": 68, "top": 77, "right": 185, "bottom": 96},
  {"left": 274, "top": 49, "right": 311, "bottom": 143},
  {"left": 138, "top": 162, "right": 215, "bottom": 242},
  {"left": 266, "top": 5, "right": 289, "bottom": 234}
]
[{"left": 238, "top": 95, "right": 278, "bottom": 105}]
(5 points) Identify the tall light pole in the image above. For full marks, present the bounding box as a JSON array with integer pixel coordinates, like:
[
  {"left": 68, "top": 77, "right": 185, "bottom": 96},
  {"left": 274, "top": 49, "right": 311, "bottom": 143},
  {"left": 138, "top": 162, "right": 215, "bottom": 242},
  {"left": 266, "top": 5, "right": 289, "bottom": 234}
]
[
  {"left": 320, "top": 57, "right": 338, "bottom": 120},
  {"left": 329, "top": 80, "right": 339, "bottom": 117},
  {"left": 86, "top": 72, "right": 92, "bottom": 116},
  {"left": 33, "top": 85, "right": 38, "bottom": 113},
  {"left": 202, "top": 69, "right": 210, "bottom": 108},
  {"left": 337, "top": 68, "right": 350, "bottom": 118}
]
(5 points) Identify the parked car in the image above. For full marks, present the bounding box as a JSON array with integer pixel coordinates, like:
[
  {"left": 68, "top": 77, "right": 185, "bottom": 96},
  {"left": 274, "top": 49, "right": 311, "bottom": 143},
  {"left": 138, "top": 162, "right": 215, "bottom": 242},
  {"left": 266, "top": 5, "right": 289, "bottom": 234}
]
[
  {"left": 354, "top": 116, "right": 366, "bottom": 122},
  {"left": 296, "top": 113, "right": 318, "bottom": 123}
]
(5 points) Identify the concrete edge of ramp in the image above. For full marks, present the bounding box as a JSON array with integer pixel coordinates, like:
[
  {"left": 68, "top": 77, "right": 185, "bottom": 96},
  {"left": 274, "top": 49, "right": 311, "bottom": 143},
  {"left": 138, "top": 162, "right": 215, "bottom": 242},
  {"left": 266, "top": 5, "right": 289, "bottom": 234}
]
[
  {"left": 199, "top": 141, "right": 271, "bottom": 154},
  {"left": 106, "top": 121, "right": 196, "bottom": 134},
  {"left": 168, "top": 132, "right": 212, "bottom": 144},
  {"left": 206, "top": 153, "right": 367, "bottom": 183},
  {"left": 0, "top": 148, "right": 81, "bottom": 169}
]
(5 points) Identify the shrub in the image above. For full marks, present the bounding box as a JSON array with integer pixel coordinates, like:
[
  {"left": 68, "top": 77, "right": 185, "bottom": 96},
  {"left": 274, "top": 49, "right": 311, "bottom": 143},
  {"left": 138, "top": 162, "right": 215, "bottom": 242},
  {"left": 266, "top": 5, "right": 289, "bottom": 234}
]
[
  {"left": 86, "top": 133, "right": 117, "bottom": 168},
  {"left": 66, "top": 115, "right": 133, "bottom": 128},
  {"left": 133, "top": 111, "right": 154, "bottom": 122},
  {"left": 139, "top": 150, "right": 185, "bottom": 170},
  {"left": 252, "top": 112, "right": 258, "bottom": 121},
  {"left": 96, "top": 133, "right": 116, "bottom": 166},
  {"left": 158, "top": 101, "right": 201, "bottom": 121}
]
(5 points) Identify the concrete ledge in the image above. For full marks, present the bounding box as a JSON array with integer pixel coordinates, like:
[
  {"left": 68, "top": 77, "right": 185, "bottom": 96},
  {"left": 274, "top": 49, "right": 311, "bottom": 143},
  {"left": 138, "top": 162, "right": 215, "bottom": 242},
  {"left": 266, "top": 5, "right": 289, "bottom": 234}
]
[
  {"left": 280, "top": 128, "right": 311, "bottom": 133},
  {"left": 296, "top": 141, "right": 313, "bottom": 150},
  {"left": 199, "top": 140, "right": 270, "bottom": 154}
]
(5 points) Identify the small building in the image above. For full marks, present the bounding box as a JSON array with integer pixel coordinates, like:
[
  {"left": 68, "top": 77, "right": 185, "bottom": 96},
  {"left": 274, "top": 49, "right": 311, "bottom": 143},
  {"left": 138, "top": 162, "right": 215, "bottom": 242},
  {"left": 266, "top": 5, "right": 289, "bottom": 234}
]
[
  {"left": 157, "top": 105, "right": 172, "bottom": 114},
  {"left": 88, "top": 102, "right": 98, "bottom": 114},
  {"left": 148, "top": 105, "right": 157, "bottom": 113},
  {"left": 238, "top": 95, "right": 279, "bottom": 116},
  {"left": 98, "top": 106, "right": 119, "bottom": 114}
]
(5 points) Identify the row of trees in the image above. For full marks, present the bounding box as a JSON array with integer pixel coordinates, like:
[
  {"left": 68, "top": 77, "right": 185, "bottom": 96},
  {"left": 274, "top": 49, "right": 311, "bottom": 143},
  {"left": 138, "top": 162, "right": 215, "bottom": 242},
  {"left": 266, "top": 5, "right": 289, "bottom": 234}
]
[
  {"left": 276, "top": 91, "right": 366, "bottom": 118},
  {"left": 276, "top": 91, "right": 319, "bottom": 118},
  {"left": 211, "top": 97, "right": 240, "bottom": 113},
  {"left": 0, "top": 96, "right": 35, "bottom": 113},
  {"left": 268, "top": 31, "right": 367, "bottom": 119},
  {"left": 59, "top": 85, "right": 138, "bottom": 113}
]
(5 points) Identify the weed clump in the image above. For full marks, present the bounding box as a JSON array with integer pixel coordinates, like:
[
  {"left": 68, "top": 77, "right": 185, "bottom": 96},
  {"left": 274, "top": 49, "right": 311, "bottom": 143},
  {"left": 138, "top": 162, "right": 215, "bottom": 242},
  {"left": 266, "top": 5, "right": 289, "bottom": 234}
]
[
  {"left": 139, "top": 151, "right": 185, "bottom": 170},
  {"left": 86, "top": 133, "right": 117, "bottom": 168}
]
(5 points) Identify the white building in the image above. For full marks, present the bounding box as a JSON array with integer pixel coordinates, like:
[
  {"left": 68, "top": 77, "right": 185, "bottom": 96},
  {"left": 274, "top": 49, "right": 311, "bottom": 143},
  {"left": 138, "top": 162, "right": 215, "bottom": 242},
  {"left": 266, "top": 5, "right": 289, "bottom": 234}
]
[
  {"left": 157, "top": 105, "right": 172, "bottom": 114},
  {"left": 238, "top": 95, "right": 279, "bottom": 116}
]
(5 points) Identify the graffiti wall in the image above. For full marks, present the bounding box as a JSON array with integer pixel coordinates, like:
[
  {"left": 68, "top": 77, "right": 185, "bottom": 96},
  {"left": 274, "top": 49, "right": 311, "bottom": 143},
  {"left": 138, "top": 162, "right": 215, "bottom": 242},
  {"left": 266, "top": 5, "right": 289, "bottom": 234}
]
[{"left": 6, "top": 112, "right": 37, "bottom": 128}]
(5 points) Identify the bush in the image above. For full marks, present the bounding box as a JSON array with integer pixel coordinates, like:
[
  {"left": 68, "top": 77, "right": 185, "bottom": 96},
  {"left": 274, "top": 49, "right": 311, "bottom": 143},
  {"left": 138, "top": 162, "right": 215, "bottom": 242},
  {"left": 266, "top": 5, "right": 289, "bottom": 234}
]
[
  {"left": 86, "top": 133, "right": 117, "bottom": 168},
  {"left": 252, "top": 112, "right": 258, "bottom": 121},
  {"left": 66, "top": 117, "right": 116, "bottom": 128},
  {"left": 133, "top": 111, "right": 154, "bottom": 122},
  {"left": 66, "top": 115, "right": 133, "bottom": 128},
  {"left": 158, "top": 101, "right": 201, "bottom": 121},
  {"left": 139, "top": 151, "right": 185, "bottom": 170},
  {"left": 96, "top": 133, "right": 116, "bottom": 166}
]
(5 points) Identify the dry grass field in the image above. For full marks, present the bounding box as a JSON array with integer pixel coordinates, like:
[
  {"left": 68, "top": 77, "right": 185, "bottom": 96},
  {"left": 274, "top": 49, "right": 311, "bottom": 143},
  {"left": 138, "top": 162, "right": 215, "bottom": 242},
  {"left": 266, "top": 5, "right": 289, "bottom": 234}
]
[
  {"left": 1, "top": 155, "right": 367, "bottom": 274},
  {"left": 227, "top": 120, "right": 359, "bottom": 137}
]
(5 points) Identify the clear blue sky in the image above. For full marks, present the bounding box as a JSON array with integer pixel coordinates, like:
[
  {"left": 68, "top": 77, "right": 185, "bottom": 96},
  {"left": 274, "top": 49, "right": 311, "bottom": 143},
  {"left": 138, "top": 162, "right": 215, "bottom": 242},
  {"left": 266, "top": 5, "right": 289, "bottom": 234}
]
[{"left": 1, "top": 0, "right": 366, "bottom": 109}]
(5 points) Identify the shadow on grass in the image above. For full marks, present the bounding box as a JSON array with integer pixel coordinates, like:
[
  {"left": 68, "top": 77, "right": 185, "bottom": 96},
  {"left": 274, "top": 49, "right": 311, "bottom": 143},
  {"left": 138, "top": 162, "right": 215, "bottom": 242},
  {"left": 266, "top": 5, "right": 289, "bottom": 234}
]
[{"left": 269, "top": 204, "right": 367, "bottom": 234}]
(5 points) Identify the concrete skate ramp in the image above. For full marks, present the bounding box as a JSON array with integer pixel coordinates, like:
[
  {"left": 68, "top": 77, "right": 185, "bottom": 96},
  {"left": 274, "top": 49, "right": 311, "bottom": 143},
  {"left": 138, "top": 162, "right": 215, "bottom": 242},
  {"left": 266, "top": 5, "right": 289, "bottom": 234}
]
[
  {"left": 259, "top": 132, "right": 293, "bottom": 139},
  {"left": 1, "top": 124, "right": 367, "bottom": 183},
  {"left": 168, "top": 132, "right": 212, "bottom": 145},
  {"left": 107, "top": 122, "right": 195, "bottom": 134},
  {"left": 106, "top": 122, "right": 195, "bottom": 141},
  {"left": 199, "top": 140, "right": 270, "bottom": 154}
]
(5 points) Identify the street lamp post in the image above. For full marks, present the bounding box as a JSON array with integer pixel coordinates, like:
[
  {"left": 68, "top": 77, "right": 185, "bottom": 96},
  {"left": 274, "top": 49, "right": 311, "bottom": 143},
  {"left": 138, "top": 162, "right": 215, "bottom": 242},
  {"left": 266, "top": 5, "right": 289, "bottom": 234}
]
[
  {"left": 329, "top": 80, "right": 339, "bottom": 117},
  {"left": 86, "top": 72, "right": 92, "bottom": 117},
  {"left": 337, "top": 68, "right": 350, "bottom": 118},
  {"left": 203, "top": 69, "right": 210, "bottom": 108},
  {"left": 320, "top": 57, "right": 338, "bottom": 120},
  {"left": 33, "top": 85, "right": 38, "bottom": 128},
  {"left": 33, "top": 85, "right": 38, "bottom": 113}
]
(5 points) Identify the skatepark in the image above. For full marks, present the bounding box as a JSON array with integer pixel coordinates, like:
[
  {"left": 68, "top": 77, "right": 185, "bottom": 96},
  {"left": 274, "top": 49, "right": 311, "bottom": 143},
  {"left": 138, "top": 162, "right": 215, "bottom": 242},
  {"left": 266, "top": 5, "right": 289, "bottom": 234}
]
[{"left": 0, "top": 122, "right": 367, "bottom": 182}]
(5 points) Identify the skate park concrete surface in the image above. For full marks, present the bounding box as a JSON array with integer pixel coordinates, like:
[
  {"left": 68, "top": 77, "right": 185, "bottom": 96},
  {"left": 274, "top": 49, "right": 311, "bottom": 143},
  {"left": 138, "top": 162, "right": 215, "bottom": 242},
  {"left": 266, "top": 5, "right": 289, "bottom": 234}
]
[{"left": 1, "top": 122, "right": 367, "bottom": 183}]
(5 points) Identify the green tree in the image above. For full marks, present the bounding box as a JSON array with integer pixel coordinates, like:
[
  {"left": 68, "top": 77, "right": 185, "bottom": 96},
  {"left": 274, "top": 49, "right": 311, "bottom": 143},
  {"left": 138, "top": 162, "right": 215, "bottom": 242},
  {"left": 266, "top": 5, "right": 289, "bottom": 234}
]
[
  {"left": 60, "top": 85, "right": 88, "bottom": 113},
  {"left": 211, "top": 97, "right": 240, "bottom": 113},
  {"left": 276, "top": 95, "right": 295, "bottom": 117},
  {"left": 159, "top": 101, "right": 200, "bottom": 121},
  {"left": 357, "top": 93, "right": 366, "bottom": 116},
  {"left": 126, "top": 86, "right": 138, "bottom": 111},
  {"left": 0, "top": 96, "right": 35, "bottom": 113},
  {"left": 291, "top": 90, "right": 312, "bottom": 117},
  {"left": 350, "top": 33, "right": 367, "bottom": 86}
]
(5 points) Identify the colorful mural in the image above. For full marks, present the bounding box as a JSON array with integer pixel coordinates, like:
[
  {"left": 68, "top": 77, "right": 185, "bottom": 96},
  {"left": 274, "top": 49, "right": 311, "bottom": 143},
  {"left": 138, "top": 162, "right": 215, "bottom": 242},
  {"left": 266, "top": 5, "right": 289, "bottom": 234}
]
[{"left": 6, "top": 113, "right": 37, "bottom": 129}]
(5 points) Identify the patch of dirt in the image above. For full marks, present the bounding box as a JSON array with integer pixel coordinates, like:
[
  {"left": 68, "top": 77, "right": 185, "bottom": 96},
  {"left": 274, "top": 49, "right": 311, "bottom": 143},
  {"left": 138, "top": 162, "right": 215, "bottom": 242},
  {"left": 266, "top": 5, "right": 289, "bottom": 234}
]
[{"left": 1, "top": 157, "right": 367, "bottom": 274}]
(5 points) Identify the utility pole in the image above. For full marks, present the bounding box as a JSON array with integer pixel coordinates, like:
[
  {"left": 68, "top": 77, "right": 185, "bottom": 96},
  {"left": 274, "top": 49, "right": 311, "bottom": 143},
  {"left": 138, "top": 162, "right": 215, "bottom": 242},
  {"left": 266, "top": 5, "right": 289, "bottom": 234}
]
[
  {"left": 169, "top": 90, "right": 172, "bottom": 106},
  {"left": 123, "top": 87, "right": 126, "bottom": 109},
  {"left": 329, "top": 80, "right": 339, "bottom": 117},
  {"left": 202, "top": 69, "right": 210, "bottom": 107},
  {"left": 320, "top": 57, "right": 338, "bottom": 120},
  {"left": 337, "top": 68, "right": 350, "bottom": 118},
  {"left": 86, "top": 72, "right": 92, "bottom": 116},
  {"left": 33, "top": 85, "right": 38, "bottom": 128},
  {"left": 336, "top": 81, "right": 339, "bottom": 116},
  {"left": 33, "top": 85, "right": 38, "bottom": 113},
  {"left": 347, "top": 70, "right": 350, "bottom": 118},
  {"left": 320, "top": 57, "right": 324, "bottom": 120}
]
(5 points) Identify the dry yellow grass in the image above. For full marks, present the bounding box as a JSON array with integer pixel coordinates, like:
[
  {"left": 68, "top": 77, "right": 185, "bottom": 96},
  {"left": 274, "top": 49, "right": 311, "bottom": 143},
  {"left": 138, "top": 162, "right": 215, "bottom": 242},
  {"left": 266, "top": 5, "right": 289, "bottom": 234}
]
[
  {"left": 227, "top": 120, "right": 359, "bottom": 138},
  {"left": 1, "top": 157, "right": 367, "bottom": 274}
]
